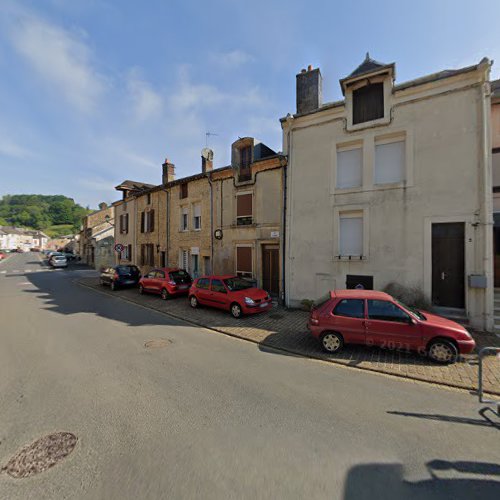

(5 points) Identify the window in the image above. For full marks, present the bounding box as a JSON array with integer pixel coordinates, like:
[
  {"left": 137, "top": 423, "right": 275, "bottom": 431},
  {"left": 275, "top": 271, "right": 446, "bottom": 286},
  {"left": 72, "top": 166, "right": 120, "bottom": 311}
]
[
  {"left": 180, "top": 249, "right": 188, "bottom": 271},
  {"left": 141, "top": 211, "right": 155, "bottom": 233},
  {"left": 181, "top": 207, "right": 188, "bottom": 231},
  {"left": 367, "top": 300, "right": 410, "bottom": 323},
  {"left": 236, "top": 193, "right": 253, "bottom": 225},
  {"left": 353, "top": 82, "right": 384, "bottom": 124},
  {"left": 180, "top": 183, "right": 188, "bottom": 199},
  {"left": 336, "top": 147, "right": 362, "bottom": 189},
  {"left": 236, "top": 246, "right": 252, "bottom": 278},
  {"left": 211, "top": 279, "right": 227, "bottom": 293},
  {"left": 193, "top": 204, "right": 201, "bottom": 230},
  {"left": 119, "top": 214, "right": 129, "bottom": 234},
  {"left": 127, "top": 244, "right": 132, "bottom": 262},
  {"left": 333, "top": 299, "right": 365, "bottom": 318},
  {"left": 339, "top": 212, "right": 363, "bottom": 257},
  {"left": 192, "top": 254, "right": 199, "bottom": 276},
  {"left": 160, "top": 251, "right": 166, "bottom": 267},
  {"left": 196, "top": 278, "right": 210, "bottom": 289},
  {"left": 374, "top": 140, "right": 405, "bottom": 184},
  {"left": 147, "top": 193, "right": 151, "bottom": 204},
  {"left": 240, "top": 146, "right": 252, "bottom": 169},
  {"left": 492, "top": 150, "right": 500, "bottom": 188}
]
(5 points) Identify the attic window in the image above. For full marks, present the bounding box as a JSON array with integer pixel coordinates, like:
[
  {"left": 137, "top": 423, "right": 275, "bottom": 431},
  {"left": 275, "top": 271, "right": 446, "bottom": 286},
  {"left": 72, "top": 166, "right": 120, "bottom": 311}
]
[
  {"left": 353, "top": 82, "right": 384, "bottom": 125},
  {"left": 240, "top": 146, "right": 252, "bottom": 169}
]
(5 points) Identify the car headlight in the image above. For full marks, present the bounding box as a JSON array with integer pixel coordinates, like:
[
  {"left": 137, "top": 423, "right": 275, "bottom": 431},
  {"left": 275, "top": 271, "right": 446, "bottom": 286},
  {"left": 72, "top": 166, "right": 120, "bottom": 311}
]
[{"left": 244, "top": 297, "right": 255, "bottom": 305}]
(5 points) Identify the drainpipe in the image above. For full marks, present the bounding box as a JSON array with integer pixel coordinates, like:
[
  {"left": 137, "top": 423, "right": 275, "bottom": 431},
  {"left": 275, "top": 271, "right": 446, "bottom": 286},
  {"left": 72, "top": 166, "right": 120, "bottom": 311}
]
[
  {"left": 283, "top": 114, "right": 294, "bottom": 307},
  {"left": 208, "top": 174, "right": 214, "bottom": 274},
  {"left": 281, "top": 152, "right": 288, "bottom": 306}
]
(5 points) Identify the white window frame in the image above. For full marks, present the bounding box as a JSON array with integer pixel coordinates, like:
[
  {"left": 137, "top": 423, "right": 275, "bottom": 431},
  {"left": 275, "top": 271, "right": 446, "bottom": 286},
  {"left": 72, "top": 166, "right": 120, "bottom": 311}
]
[
  {"left": 334, "top": 206, "right": 369, "bottom": 260},
  {"left": 193, "top": 204, "right": 201, "bottom": 231},
  {"left": 179, "top": 249, "right": 189, "bottom": 271}
]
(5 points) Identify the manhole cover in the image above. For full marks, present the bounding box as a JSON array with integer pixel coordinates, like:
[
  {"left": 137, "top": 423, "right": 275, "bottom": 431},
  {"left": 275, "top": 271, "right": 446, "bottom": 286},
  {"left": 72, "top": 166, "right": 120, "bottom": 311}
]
[
  {"left": 144, "top": 339, "right": 172, "bottom": 349},
  {"left": 2, "top": 432, "right": 77, "bottom": 478},
  {"left": 269, "top": 313, "right": 284, "bottom": 320}
]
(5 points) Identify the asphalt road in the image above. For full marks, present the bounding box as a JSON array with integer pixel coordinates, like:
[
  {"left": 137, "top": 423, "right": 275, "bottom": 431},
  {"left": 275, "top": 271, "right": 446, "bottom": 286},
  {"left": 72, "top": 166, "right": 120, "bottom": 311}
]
[{"left": 0, "top": 252, "right": 499, "bottom": 499}]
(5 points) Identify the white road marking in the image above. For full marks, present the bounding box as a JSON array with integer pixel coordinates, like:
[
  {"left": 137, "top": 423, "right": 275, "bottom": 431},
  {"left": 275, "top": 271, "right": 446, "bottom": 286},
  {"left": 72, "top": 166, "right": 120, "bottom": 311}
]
[
  {"left": 0, "top": 270, "right": 6, "bottom": 274},
  {"left": 18, "top": 282, "right": 32, "bottom": 285},
  {"left": 25, "top": 269, "right": 31, "bottom": 273}
]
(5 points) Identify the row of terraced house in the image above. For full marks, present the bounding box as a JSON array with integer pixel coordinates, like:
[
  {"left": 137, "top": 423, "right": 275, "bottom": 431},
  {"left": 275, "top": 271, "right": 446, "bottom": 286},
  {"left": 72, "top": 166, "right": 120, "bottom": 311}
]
[{"left": 81, "top": 55, "right": 500, "bottom": 332}]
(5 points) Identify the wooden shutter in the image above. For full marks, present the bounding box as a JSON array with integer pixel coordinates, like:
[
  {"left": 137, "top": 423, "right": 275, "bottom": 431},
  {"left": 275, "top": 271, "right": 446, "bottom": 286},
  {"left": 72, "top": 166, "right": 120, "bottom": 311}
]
[
  {"left": 140, "top": 212, "right": 145, "bottom": 233},
  {"left": 353, "top": 83, "right": 384, "bottom": 125},
  {"left": 237, "top": 194, "right": 252, "bottom": 217},
  {"left": 141, "top": 244, "right": 145, "bottom": 265},
  {"left": 150, "top": 210, "right": 155, "bottom": 232},
  {"left": 236, "top": 247, "right": 252, "bottom": 273},
  {"left": 125, "top": 213, "right": 129, "bottom": 234},
  {"left": 128, "top": 244, "right": 132, "bottom": 262}
]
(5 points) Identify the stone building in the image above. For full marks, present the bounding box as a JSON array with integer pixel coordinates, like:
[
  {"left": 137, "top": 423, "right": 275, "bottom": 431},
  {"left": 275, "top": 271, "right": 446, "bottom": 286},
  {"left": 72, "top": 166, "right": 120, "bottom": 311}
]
[
  {"left": 79, "top": 202, "right": 115, "bottom": 269},
  {"left": 281, "top": 56, "right": 494, "bottom": 331},
  {"left": 113, "top": 180, "right": 154, "bottom": 266}
]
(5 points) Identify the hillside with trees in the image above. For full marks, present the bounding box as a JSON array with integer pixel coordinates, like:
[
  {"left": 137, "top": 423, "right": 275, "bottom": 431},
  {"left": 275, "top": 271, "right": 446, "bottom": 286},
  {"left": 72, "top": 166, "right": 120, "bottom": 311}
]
[{"left": 0, "top": 195, "right": 91, "bottom": 237}]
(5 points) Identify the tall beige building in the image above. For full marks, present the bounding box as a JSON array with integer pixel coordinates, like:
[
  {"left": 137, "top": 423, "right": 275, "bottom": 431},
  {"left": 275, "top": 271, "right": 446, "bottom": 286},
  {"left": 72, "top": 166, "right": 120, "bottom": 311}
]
[{"left": 282, "top": 56, "right": 494, "bottom": 331}]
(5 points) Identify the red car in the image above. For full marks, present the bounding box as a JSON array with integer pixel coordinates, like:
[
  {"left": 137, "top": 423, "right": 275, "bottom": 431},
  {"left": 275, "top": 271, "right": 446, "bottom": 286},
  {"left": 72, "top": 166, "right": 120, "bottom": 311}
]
[
  {"left": 308, "top": 290, "right": 475, "bottom": 364},
  {"left": 189, "top": 275, "right": 272, "bottom": 318},
  {"left": 139, "top": 267, "right": 193, "bottom": 299}
]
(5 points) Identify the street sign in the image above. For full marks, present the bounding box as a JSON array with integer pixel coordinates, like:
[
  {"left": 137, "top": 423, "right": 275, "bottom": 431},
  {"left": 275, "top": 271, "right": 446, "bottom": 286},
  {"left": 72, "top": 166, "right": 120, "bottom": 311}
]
[{"left": 114, "top": 243, "right": 124, "bottom": 253}]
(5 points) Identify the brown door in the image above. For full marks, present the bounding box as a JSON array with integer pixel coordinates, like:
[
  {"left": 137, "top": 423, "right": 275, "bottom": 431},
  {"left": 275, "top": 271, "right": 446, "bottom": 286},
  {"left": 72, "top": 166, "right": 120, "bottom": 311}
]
[
  {"left": 494, "top": 226, "right": 500, "bottom": 287},
  {"left": 432, "top": 223, "right": 465, "bottom": 308},
  {"left": 262, "top": 246, "right": 279, "bottom": 296}
]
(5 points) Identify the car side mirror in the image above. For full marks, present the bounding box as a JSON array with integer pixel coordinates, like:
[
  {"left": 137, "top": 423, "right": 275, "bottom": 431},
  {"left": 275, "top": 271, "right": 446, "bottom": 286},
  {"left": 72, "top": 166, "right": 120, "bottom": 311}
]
[{"left": 409, "top": 317, "right": 417, "bottom": 325}]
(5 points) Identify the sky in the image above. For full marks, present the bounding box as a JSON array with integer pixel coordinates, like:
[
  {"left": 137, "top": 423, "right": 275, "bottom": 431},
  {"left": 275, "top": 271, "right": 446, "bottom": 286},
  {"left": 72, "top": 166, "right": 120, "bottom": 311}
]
[{"left": 1, "top": 0, "right": 500, "bottom": 209}]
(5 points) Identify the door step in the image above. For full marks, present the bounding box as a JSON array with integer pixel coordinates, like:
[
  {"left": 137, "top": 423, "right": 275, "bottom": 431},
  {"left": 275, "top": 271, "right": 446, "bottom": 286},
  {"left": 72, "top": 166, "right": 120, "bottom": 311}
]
[{"left": 432, "top": 307, "right": 469, "bottom": 326}]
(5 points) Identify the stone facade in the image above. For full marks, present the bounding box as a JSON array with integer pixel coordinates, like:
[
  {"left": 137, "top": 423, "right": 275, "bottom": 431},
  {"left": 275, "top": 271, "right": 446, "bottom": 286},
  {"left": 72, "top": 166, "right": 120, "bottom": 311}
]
[{"left": 282, "top": 57, "right": 494, "bottom": 331}]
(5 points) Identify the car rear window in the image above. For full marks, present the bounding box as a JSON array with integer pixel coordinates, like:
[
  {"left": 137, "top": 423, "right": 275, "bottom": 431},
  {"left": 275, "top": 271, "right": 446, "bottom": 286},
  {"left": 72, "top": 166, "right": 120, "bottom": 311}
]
[
  {"left": 116, "top": 266, "right": 139, "bottom": 275},
  {"left": 333, "top": 299, "right": 365, "bottom": 318},
  {"left": 170, "top": 270, "right": 192, "bottom": 284}
]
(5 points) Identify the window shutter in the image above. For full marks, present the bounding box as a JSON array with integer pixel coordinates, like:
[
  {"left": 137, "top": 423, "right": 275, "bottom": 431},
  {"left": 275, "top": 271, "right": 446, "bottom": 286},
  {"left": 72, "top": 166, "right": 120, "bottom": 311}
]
[
  {"left": 236, "top": 247, "right": 252, "bottom": 273},
  {"left": 374, "top": 141, "right": 405, "bottom": 184},
  {"left": 194, "top": 205, "right": 201, "bottom": 217},
  {"left": 141, "top": 212, "right": 145, "bottom": 233},
  {"left": 150, "top": 210, "right": 155, "bottom": 232},
  {"left": 353, "top": 83, "right": 384, "bottom": 124},
  {"left": 336, "top": 148, "right": 362, "bottom": 189},
  {"left": 237, "top": 194, "right": 252, "bottom": 217},
  {"left": 128, "top": 244, "right": 132, "bottom": 262},
  {"left": 125, "top": 213, "right": 129, "bottom": 234},
  {"left": 339, "top": 216, "right": 363, "bottom": 256},
  {"left": 141, "top": 244, "right": 145, "bottom": 265}
]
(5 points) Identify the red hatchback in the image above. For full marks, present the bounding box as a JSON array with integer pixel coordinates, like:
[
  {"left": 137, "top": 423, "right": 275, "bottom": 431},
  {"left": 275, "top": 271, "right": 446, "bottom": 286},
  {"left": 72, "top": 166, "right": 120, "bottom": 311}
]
[
  {"left": 189, "top": 275, "right": 272, "bottom": 318},
  {"left": 139, "top": 268, "right": 193, "bottom": 300},
  {"left": 308, "top": 290, "right": 476, "bottom": 364}
]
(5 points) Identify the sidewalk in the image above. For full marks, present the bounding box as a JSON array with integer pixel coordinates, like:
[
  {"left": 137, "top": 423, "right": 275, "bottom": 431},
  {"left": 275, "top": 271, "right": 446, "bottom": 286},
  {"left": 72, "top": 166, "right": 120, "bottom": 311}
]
[{"left": 78, "top": 277, "right": 500, "bottom": 396}]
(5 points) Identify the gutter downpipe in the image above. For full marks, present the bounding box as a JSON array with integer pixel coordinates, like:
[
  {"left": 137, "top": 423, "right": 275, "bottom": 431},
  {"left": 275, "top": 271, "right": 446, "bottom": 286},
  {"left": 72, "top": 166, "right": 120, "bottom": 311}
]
[
  {"left": 208, "top": 173, "right": 214, "bottom": 275},
  {"left": 283, "top": 114, "right": 294, "bottom": 307}
]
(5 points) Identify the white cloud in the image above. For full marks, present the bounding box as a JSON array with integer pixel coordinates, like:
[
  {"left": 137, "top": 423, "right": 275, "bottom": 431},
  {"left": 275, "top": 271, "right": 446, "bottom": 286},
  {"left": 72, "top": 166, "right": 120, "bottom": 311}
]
[
  {"left": 8, "top": 11, "right": 107, "bottom": 112},
  {"left": 210, "top": 49, "right": 254, "bottom": 68},
  {"left": 126, "top": 69, "right": 164, "bottom": 121}
]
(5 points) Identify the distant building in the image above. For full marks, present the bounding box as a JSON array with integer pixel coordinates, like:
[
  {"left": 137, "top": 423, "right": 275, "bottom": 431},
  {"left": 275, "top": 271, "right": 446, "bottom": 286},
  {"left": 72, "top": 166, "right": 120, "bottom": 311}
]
[{"left": 0, "top": 226, "right": 48, "bottom": 250}]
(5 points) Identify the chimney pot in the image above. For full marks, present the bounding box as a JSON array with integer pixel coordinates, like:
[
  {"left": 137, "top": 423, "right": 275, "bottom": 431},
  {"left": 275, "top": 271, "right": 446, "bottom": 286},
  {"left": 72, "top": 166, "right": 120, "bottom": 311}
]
[
  {"left": 308, "top": 64, "right": 313, "bottom": 71},
  {"left": 301, "top": 68, "right": 306, "bottom": 73}
]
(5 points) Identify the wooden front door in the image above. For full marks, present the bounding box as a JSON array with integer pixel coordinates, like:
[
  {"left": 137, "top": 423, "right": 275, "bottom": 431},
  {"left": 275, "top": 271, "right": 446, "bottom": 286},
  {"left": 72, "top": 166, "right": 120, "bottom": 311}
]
[
  {"left": 494, "top": 226, "right": 500, "bottom": 287},
  {"left": 431, "top": 222, "right": 465, "bottom": 308},
  {"left": 262, "top": 246, "right": 279, "bottom": 296}
]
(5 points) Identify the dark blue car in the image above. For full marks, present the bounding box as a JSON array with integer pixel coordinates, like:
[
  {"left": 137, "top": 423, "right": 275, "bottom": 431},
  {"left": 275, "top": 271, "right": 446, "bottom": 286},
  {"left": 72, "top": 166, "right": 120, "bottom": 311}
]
[{"left": 100, "top": 265, "right": 141, "bottom": 291}]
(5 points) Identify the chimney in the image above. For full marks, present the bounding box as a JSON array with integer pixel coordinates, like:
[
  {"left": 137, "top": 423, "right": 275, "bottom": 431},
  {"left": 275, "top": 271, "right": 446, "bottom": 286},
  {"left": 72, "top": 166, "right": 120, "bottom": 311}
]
[
  {"left": 201, "top": 148, "right": 214, "bottom": 173},
  {"left": 98, "top": 202, "right": 107, "bottom": 210},
  {"left": 162, "top": 158, "right": 175, "bottom": 184},
  {"left": 296, "top": 65, "right": 322, "bottom": 115}
]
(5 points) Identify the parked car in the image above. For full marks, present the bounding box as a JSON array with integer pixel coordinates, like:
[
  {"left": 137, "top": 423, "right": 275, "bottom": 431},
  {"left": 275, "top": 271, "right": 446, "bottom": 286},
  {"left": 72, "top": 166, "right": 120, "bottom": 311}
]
[
  {"left": 50, "top": 255, "right": 68, "bottom": 268},
  {"left": 64, "top": 252, "right": 77, "bottom": 261},
  {"left": 100, "top": 265, "right": 141, "bottom": 291},
  {"left": 0, "top": 252, "right": 6, "bottom": 260},
  {"left": 307, "top": 290, "right": 476, "bottom": 364},
  {"left": 16, "top": 248, "right": 25, "bottom": 253},
  {"left": 30, "top": 247, "right": 41, "bottom": 252},
  {"left": 189, "top": 275, "right": 272, "bottom": 318},
  {"left": 47, "top": 252, "right": 64, "bottom": 264},
  {"left": 139, "top": 268, "right": 192, "bottom": 299}
]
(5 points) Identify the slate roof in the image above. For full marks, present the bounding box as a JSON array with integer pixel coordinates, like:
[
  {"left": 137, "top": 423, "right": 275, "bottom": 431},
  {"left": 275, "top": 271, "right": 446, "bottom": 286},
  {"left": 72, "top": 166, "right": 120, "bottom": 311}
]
[
  {"left": 115, "top": 180, "right": 155, "bottom": 192},
  {"left": 347, "top": 53, "right": 391, "bottom": 78}
]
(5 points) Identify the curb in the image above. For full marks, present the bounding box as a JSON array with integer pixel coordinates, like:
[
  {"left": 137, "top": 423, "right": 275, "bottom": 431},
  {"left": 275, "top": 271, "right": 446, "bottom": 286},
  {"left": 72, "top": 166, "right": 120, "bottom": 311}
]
[{"left": 76, "top": 279, "right": 500, "bottom": 398}]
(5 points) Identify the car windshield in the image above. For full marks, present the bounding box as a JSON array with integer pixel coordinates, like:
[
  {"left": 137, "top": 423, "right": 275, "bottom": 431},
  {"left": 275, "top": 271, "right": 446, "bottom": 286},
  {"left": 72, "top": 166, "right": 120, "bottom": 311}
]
[
  {"left": 395, "top": 299, "right": 426, "bottom": 321},
  {"left": 224, "top": 277, "right": 253, "bottom": 291},
  {"left": 117, "top": 266, "right": 138, "bottom": 275}
]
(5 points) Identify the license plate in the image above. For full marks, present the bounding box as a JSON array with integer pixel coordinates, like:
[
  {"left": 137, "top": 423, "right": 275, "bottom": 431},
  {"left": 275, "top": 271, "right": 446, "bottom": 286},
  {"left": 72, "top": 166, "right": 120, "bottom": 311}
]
[
  {"left": 260, "top": 302, "right": 269, "bottom": 308},
  {"left": 179, "top": 285, "right": 188, "bottom": 290},
  {"left": 124, "top": 280, "right": 134, "bottom": 285}
]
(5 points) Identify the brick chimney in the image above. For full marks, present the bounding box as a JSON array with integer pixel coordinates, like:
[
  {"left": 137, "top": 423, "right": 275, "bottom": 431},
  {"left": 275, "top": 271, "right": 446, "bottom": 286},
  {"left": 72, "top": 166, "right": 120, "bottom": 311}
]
[
  {"left": 201, "top": 148, "right": 214, "bottom": 173},
  {"left": 162, "top": 158, "right": 175, "bottom": 184},
  {"left": 98, "top": 202, "right": 107, "bottom": 210},
  {"left": 296, "top": 65, "right": 322, "bottom": 115}
]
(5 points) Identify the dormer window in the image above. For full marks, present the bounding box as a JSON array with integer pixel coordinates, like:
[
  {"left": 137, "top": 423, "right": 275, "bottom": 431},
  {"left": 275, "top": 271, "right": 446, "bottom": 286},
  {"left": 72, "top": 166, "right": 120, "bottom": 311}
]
[
  {"left": 353, "top": 82, "right": 384, "bottom": 124},
  {"left": 240, "top": 146, "right": 252, "bottom": 169}
]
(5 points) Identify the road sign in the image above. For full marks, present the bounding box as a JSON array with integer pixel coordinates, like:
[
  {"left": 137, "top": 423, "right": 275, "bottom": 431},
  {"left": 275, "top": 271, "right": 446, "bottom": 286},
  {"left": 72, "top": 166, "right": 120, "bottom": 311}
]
[{"left": 114, "top": 243, "right": 124, "bottom": 253}]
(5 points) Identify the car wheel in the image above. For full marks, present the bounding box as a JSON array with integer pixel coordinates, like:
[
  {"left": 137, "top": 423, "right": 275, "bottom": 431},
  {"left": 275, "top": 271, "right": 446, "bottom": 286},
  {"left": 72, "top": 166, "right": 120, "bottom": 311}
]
[
  {"left": 110, "top": 281, "right": 117, "bottom": 291},
  {"left": 428, "top": 339, "right": 458, "bottom": 364},
  {"left": 230, "top": 303, "right": 242, "bottom": 319},
  {"left": 139, "top": 284, "right": 144, "bottom": 295},
  {"left": 190, "top": 295, "right": 198, "bottom": 308},
  {"left": 320, "top": 332, "right": 344, "bottom": 353},
  {"left": 161, "top": 288, "right": 170, "bottom": 300}
]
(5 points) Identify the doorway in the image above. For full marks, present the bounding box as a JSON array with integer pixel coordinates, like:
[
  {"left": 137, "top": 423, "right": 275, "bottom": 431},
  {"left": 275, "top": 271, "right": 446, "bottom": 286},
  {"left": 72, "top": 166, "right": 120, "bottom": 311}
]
[
  {"left": 431, "top": 222, "right": 465, "bottom": 308},
  {"left": 262, "top": 245, "right": 279, "bottom": 296}
]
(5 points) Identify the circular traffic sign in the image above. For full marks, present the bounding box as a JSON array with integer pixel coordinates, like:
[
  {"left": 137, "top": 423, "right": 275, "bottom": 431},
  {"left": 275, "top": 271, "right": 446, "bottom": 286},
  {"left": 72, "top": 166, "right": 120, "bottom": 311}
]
[{"left": 114, "top": 243, "right": 124, "bottom": 252}]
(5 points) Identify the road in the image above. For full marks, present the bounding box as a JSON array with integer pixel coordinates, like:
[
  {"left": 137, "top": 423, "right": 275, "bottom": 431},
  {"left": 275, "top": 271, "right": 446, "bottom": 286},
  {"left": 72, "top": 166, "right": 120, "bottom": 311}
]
[{"left": 0, "top": 252, "right": 499, "bottom": 499}]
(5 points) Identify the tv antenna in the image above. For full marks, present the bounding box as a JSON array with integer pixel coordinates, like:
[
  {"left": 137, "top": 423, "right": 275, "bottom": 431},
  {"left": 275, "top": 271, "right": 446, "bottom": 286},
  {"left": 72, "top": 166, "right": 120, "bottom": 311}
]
[{"left": 205, "top": 131, "right": 218, "bottom": 147}]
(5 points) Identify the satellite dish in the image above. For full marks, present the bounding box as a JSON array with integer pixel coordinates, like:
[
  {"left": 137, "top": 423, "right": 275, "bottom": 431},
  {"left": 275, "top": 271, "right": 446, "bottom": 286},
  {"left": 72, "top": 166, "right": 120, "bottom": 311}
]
[{"left": 201, "top": 148, "right": 214, "bottom": 161}]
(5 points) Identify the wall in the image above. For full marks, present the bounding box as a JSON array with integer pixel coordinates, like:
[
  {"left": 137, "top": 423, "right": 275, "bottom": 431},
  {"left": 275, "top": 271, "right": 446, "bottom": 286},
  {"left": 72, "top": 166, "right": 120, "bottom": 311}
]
[
  {"left": 283, "top": 66, "right": 493, "bottom": 330},
  {"left": 113, "top": 198, "right": 137, "bottom": 265},
  {"left": 492, "top": 100, "right": 500, "bottom": 211}
]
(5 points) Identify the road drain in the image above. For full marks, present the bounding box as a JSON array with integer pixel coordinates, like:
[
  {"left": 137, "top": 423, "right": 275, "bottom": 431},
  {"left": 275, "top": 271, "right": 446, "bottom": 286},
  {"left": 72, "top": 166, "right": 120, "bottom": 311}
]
[
  {"left": 144, "top": 339, "right": 172, "bottom": 349},
  {"left": 2, "top": 432, "right": 77, "bottom": 478}
]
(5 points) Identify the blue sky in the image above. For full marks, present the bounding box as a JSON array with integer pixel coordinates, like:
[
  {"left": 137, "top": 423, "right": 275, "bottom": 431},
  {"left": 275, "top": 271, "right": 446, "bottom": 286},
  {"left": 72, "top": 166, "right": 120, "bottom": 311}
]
[{"left": 1, "top": 0, "right": 499, "bottom": 208}]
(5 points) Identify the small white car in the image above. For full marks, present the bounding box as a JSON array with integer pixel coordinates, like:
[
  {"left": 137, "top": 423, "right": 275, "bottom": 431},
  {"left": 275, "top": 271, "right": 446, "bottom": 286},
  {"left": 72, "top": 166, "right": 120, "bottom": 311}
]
[{"left": 50, "top": 255, "right": 68, "bottom": 268}]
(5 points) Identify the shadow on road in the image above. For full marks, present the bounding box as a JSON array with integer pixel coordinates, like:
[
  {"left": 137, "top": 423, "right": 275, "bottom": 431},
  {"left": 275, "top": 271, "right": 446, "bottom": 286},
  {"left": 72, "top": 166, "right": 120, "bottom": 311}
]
[
  {"left": 387, "top": 410, "right": 500, "bottom": 429},
  {"left": 343, "top": 460, "right": 500, "bottom": 499}
]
